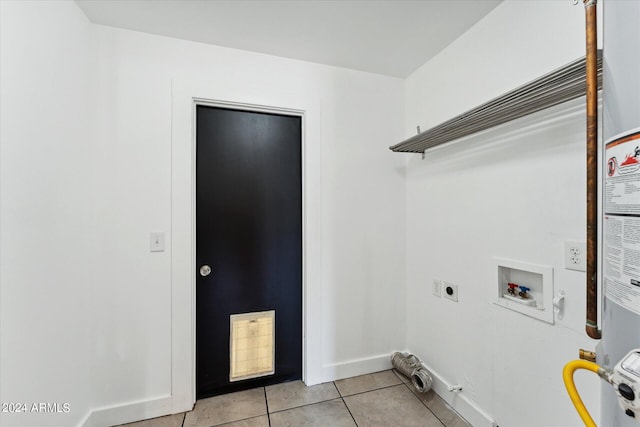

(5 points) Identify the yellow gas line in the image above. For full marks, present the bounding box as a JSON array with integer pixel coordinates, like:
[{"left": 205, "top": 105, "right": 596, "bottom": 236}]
[{"left": 563, "top": 359, "right": 611, "bottom": 427}]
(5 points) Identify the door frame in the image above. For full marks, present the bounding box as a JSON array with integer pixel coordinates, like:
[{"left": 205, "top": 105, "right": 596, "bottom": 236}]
[{"left": 170, "top": 79, "right": 323, "bottom": 412}]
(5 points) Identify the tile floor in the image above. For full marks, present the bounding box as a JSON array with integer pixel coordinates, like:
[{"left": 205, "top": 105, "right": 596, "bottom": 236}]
[{"left": 117, "top": 370, "right": 471, "bottom": 427}]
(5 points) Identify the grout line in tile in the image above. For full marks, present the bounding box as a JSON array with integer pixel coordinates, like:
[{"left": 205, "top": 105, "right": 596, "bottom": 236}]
[
  {"left": 334, "top": 371, "right": 404, "bottom": 397},
  {"left": 335, "top": 380, "right": 345, "bottom": 398},
  {"left": 262, "top": 387, "right": 271, "bottom": 427},
  {"left": 208, "top": 413, "right": 269, "bottom": 427},
  {"left": 401, "top": 382, "right": 446, "bottom": 427},
  {"left": 335, "top": 382, "right": 359, "bottom": 427},
  {"left": 267, "top": 396, "right": 346, "bottom": 415},
  {"left": 264, "top": 383, "right": 340, "bottom": 414},
  {"left": 261, "top": 393, "right": 359, "bottom": 427},
  {"left": 266, "top": 397, "right": 338, "bottom": 415},
  {"left": 338, "top": 382, "right": 405, "bottom": 399},
  {"left": 342, "top": 397, "right": 360, "bottom": 427},
  {"left": 181, "top": 411, "right": 186, "bottom": 427}
]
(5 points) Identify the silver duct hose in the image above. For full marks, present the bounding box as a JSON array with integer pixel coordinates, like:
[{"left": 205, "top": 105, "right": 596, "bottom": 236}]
[{"left": 391, "top": 352, "right": 433, "bottom": 393}]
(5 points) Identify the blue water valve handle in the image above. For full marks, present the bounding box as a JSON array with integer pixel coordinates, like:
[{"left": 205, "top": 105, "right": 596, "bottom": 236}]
[{"left": 519, "top": 286, "right": 531, "bottom": 293}]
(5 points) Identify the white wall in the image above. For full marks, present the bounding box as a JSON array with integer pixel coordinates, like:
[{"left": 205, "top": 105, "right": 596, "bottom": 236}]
[
  {"left": 404, "top": 2, "right": 602, "bottom": 426},
  {"left": 2, "top": 1, "right": 608, "bottom": 426},
  {"left": 0, "top": 2, "right": 96, "bottom": 427},
  {"left": 0, "top": 1, "right": 406, "bottom": 425}
]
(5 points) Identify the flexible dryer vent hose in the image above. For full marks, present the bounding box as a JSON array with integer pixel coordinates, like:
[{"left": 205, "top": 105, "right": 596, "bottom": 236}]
[{"left": 391, "top": 352, "right": 433, "bottom": 393}]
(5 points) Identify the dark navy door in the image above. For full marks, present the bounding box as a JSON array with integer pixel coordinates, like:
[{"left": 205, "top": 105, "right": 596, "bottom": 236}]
[{"left": 195, "top": 106, "right": 302, "bottom": 398}]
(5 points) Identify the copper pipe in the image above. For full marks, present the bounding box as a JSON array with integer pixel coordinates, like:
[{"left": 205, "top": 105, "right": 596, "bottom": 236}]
[
  {"left": 584, "top": 0, "right": 601, "bottom": 340},
  {"left": 579, "top": 349, "right": 597, "bottom": 363}
]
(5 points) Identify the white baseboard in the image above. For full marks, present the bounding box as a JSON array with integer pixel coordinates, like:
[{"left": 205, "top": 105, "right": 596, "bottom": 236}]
[
  {"left": 320, "top": 351, "right": 497, "bottom": 426},
  {"left": 79, "top": 353, "right": 394, "bottom": 426},
  {"left": 79, "top": 357, "right": 496, "bottom": 427},
  {"left": 421, "top": 362, "right": 497, "bottom": 427},
  {"left": 81, "top": 395, "right": 174, "bottom": 427},
  {"left": 321, "top": 352, "right": 396, "bottom": 383}
]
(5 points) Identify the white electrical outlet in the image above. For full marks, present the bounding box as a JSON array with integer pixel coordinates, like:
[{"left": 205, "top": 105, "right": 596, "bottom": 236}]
[
  {"left": 443, "top": 281, "right": 458, "bottom": 302},
  {"left": 432, "top": 279, "right": 442, "bottom": 297},
  {"left": 564, "top": 240, "right": 586, "bottom": 272}
]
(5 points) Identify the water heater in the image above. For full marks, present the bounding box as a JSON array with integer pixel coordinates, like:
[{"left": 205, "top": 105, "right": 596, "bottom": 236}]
[{"left": 601, "top": 1, "right": 640, "bottom": 426}]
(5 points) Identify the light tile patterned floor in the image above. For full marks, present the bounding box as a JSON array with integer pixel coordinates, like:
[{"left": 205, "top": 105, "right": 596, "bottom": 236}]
[{"left": 117, "top": 370, "right": 472, "bottom": 427}]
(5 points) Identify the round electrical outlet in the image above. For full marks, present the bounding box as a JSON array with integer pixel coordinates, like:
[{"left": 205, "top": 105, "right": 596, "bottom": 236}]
[{"left": 442, "top": 282, "right": 458, "bottom": 302}]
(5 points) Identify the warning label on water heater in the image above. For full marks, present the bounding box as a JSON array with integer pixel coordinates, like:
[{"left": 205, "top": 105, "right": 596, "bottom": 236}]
[{"left": 605, "top": 128, "right": 640, "bottom": 315}]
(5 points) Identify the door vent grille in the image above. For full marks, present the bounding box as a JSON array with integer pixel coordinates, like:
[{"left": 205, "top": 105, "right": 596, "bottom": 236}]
[{"left": 229, "top": 310, "right": 275, "bottom": 381}]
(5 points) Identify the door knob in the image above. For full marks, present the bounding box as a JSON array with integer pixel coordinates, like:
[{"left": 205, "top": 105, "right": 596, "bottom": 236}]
[{"left": 199, "top": 265, "right": 212, "bottom": 277}]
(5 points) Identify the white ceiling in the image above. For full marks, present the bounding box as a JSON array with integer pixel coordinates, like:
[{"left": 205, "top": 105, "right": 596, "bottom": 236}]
[{"left": 75, "top": 0, "right": 502, "bottom": 78}]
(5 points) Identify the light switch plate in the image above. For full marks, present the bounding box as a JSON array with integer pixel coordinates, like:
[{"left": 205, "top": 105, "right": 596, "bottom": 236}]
[{"left": 150, "top": 232, "right": 165, "bottom": 252}]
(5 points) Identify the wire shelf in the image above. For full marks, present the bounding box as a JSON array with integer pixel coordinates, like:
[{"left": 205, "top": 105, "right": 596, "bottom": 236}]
[{"left": 390, "top": 52, "right": 602, "bottom": 154}]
